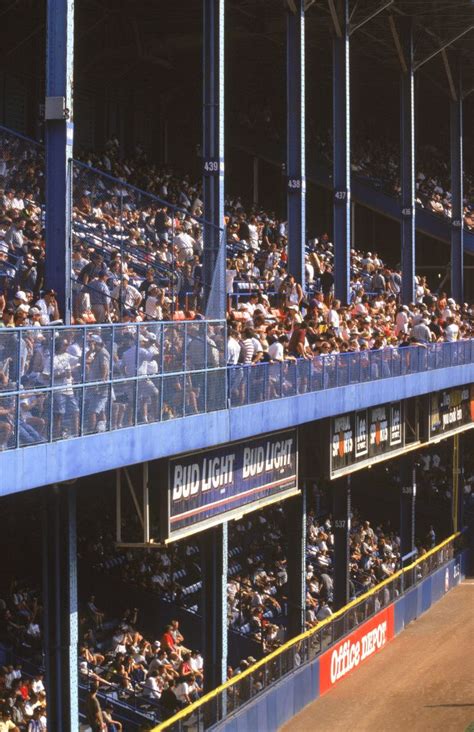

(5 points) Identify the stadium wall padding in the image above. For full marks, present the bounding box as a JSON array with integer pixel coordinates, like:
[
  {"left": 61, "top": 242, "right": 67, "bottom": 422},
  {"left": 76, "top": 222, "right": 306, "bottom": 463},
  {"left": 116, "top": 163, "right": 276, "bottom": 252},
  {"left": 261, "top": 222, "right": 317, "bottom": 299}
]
[
  {"left": 215, "top": 659, "right": 320, "bottom": 732},
  {"left": 214, "top": 549, "right": 469, "bottom": 732}
]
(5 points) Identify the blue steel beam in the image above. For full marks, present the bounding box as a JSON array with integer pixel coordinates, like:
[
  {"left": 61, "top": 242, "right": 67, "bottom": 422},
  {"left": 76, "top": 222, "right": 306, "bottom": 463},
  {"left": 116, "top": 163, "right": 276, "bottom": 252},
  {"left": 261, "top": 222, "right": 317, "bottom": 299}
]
[
  {"left": 42, "top": 484, "right": 78, "bottom": 731},
  {"left": 333, "top": 0, "right": 351, "bottom": 305},
  {"left": 286, "top": 0, "right": 306, "bottom": 289},
  {"left": 201, "top": 522, "right": 228, "bottom": 696},
  {"left": 2, "top": 363, "right": 472, "bottom": 496},
  {"left": 450, "top": 63, "right": 464, "bottom": 302},
  {"left": 202, "top": 0, "right": 225, "bottom": 318},
  {"left": 230, "top": 127, "right": 474, "bottom": 252},
  {"left": 400, "top": 19, "right": 416, "bottom": 304},
  {"left": 399, "top": 457, "right": 416, "bottom": 557},
  {"left": 287, "top": 485, "right": 307, "bottom": 636},
  {"left": 333, "top": 476, "right": 351, "bottom": 609},
  {"left": 45, "top": 0, "right": 73, "bottom": 323}
]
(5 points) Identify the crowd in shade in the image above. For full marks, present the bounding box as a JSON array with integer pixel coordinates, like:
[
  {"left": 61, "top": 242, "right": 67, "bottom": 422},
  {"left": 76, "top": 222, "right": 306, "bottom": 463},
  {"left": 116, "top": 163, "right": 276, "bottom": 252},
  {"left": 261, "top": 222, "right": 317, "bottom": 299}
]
[
  {"left": 2, "top": 450, "right": 471, "bottom": 725},
  {"left": 0, "top": 582, "right": 47, "bottom": 731},
  {"left": 318, "top": 132, "right": 474, "bottom": 227},
  {"left": 0, "top": 579, "right": 204, "bottom": 726},
  {"left": 236, "top": 102, "right": 474, "bottom": 228},
  {"left": 82, "top": 503, "right": 406, "bottom": 645},
  {"left": 0, "top": 505, "right": 403, "bottom": 726},
  {"left": 0, "top": 129, "right": 473, "bottom": 338}
]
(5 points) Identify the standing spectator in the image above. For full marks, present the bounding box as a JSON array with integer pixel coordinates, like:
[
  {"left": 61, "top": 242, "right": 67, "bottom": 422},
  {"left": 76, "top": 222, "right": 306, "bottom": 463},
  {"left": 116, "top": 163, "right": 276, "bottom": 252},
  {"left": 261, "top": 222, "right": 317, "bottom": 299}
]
[
  {"left": 87, "top": 596, "right": 105, "bottom": 629},
  {"left": 15, "top": 253, "right": 37, "bottom": 293},
  {"left": 112, "top": 274, "right": 142, "bottom": 315},
  {"left": 320, "top": 264, "right": 334, "bottom": 304},
  {"left": 282, "top": 274, "right": 303, "bottom": 309},
  {"left": 35, "top": 289, "right": 60, "bottom": 324},
  {"left": 88, "top": 270, "right": 111, "bottom": 323},
  {"left": 444, "top": 316, "right": 459, "bottom": 342},
  {"left": 102, "top": 705, "right": 122, "bottom": 732},
  {"left": 85, "top": 681, "right": 104, "bottom": 731}
]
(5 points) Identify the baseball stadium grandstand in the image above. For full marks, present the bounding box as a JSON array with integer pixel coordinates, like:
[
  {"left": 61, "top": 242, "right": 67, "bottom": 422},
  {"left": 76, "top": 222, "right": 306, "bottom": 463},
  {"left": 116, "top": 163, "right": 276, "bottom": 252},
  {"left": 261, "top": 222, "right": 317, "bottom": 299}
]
[{"left": 0, "top": 0, "right": 473, "bottom": 730}]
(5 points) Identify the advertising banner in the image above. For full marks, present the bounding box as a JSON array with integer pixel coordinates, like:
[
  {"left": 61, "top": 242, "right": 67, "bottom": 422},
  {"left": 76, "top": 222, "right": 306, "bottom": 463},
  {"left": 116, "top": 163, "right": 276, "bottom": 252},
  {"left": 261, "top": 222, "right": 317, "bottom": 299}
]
[
  {"left": 330, "top": 413, "right": 355, "bottom": 475},
  {"left": 330, "top": 402, "right": 403, "bottom": 478},
  {"left": 319, "top": 605, "right": 395, "bottom": 695},
  {"left": 429, "top": 385, "right": 474, "bottom": 440},
  {"left": 167, "top": 430, "right": 298, "bottom": 541},
  {"left": 368, "top": 404, "right": 390, "bottom": 458}
]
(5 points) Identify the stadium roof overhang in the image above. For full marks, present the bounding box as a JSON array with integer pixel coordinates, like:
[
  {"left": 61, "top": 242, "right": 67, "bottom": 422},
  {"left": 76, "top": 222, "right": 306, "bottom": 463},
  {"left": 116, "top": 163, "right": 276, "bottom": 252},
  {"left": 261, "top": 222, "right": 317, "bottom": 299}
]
[{"left": 67, "top": 1, "right": 474, "bottom": 97}]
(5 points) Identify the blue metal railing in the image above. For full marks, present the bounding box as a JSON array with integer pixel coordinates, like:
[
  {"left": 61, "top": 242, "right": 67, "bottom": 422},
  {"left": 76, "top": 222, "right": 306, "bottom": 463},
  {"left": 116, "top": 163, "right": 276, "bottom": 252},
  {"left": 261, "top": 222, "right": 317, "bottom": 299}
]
[
  {"left": 0, "top": 323, "right": 472, "bottom": 450},
  {"left": 228, "top": 340, "right": 474, "bottom": 406},
  {"left": 0, "top": 320, "right": 227, "bottom": 448}
]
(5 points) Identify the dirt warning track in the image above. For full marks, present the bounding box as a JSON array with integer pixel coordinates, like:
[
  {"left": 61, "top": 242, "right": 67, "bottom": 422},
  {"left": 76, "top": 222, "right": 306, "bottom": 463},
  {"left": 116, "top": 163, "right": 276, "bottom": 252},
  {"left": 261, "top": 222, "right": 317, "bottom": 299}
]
[{"left": 281, "top": 582, "right": 474, "bottom": 732}]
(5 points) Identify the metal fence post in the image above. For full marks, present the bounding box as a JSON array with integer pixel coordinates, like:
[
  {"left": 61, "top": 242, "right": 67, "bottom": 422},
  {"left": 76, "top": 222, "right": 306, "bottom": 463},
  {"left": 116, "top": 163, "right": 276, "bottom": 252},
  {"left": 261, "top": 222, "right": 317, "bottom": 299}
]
[
  {"left": 15, "top": 332, "right": 21, "bottom": 448},
  {"left": 49, "top": 328, "right": 57, "bottom": 442},
  {"left": 108, "top": 325, "right": 115, "bottom": 430},
  {"left": 183, "top": 323, "right": 188, "bottom": 415},
  {"left": 130, "top": 324, "right": 137, "bottom": 425},
  {"left": 204, "top": 322, "right": 209, "bottom": 412}
]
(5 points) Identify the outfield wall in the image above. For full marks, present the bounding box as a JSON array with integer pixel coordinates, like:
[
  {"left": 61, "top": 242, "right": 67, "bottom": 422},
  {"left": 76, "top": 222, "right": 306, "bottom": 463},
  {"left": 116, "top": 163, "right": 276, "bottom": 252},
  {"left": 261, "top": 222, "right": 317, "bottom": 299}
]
[{"left": 214, "top": 549, "right": 469, "bottom": 732}]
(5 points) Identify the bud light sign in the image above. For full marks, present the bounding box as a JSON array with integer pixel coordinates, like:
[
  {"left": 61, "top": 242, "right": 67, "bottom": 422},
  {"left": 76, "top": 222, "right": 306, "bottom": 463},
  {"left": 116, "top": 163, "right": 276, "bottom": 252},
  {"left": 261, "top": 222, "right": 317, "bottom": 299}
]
[
  {"left": 319, "top": 605, "right": 394, "bottom": 694},
  {"left": 167, "top": 430, "right": 298, "bottom": 541}
]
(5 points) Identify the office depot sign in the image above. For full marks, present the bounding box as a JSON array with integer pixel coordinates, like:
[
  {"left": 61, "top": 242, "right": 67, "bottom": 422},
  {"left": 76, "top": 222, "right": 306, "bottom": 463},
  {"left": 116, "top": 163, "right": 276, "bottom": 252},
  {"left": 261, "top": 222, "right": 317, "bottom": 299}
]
[{"left": 320, "top": 605, "right": 394, "bottom": 694}]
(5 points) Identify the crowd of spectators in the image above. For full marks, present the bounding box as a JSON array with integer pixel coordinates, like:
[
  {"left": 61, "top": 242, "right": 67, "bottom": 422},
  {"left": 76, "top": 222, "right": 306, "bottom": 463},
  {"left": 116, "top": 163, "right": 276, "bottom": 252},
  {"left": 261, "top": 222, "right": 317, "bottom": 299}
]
[
  {"left": 236, "top": 103, "right": 474, "bottom": 228},
  {"left": 0, "top": 130, "right": 473, "bottom": 449},
  {"left": 0, "top": 318, "right": 225, "bottom": 448},
  {"left": 1, "top": 127, "right": 473, "bottom": 340},
  {"left": 83, "top": 502, "right": 407, "bottom": 648},
  {"left": 225, "top": 275, "right": 474, "bottom": 376},
  {"left": 79, "top": 605, "right": 207, "bottom": 724},
  {"left": 0, "top": 577, "right": 206, "bottom": 725},
  {"left": 305, "top": 510, "right": 403, "bottom": 627},
  {"left": 0, "top": 582, "right": 47, "bottom": 730},
  {"left": 350, "top": 139, "right": 474, "bottom": 228},
  {"left": 0, "top": 476, "right": 451, "bottom": 726}
]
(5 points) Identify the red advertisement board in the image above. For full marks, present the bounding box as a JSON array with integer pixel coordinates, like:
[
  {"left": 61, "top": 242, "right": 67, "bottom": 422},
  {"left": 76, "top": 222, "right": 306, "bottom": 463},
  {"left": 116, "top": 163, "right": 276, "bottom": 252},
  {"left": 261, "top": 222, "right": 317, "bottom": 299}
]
[{"left": 319, "top": 605, "right": 395, "bottom": 695}]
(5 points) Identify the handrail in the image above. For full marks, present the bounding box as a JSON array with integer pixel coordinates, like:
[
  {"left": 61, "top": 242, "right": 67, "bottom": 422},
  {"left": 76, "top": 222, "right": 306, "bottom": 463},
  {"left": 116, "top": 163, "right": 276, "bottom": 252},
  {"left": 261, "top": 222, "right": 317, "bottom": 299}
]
[
  {"left": 0, "top": 123, "right": 43, "bottom": 147},
  {"left": 0, "top": 333, "right": 472, "bottom": 450},
  {"left": 73, "top": 160, "right": 223, "bottom": 231},
  {"left": 152, "top": 531, "right": 460, "bottom": 731}
]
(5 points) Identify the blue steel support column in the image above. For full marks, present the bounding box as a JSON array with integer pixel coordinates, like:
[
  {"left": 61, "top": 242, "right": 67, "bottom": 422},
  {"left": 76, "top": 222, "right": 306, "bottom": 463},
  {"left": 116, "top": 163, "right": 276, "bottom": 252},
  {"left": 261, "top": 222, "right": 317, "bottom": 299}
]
[
  {"left": 333, "top": 476, "right": 351, "bottom": 610},
  {"left": 450, "top": 66, "right": 463, "bottom": 302},
  {"left": 400, "top": 20, "right": 416, "bottom": 305},
  {"left": 42, "top": 484, "right": 78, "bottom": 731},
  {"left": 287, "top": 484, "right": 307, "bottom": 637},
  {"left": 332, "top": 0, "right": 351, "bottom": 305},
  {"left": 201, "top": 521, "right": 228, "bottom": 696},
  {"left": 203, "top": 0, "right": 225, "bottom": 318},
  {"left": 399, "top": 457, "right": 416, "bottom": 558},
  {"left": 45, "top": 0, "right": 73, "bottom": 323},
  {"left": 286, "top": 0, "right": 306, "bottom": 290},
  {"left": 452, "top": 434, "right": 462, "bottom": 533}
]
